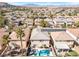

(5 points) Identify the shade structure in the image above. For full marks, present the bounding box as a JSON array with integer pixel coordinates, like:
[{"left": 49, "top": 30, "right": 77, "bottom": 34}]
[{"left": 55, "top": 42, "right": 70, "bottom": 50}]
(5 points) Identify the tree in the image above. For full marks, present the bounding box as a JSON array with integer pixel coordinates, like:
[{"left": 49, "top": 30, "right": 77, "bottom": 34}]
[
  {"left": 30, "top": 15, "right": 35, "bottom": 26},
  {"left": 0, "top": 16, "right": 5, "bottom": 28},
  {"left": 62, "top": 23, "right": 67, "bottom": 28},
  {"left": 67, "top": 10, "right": 77, "bottom": 16},
  {"left": 2, "top": 35, "right": 9, "bottom": 47},
  {"left": 75, "top": 21, "right": 79, "bottom": 27},
  {"left": 18, "top": 21, "right": 23, "bottom": 26},
  {"left": 48, "top": 11, "right": 54, "bottom": 18},
  {"left": 40, "top": 19, "right": 48, "bottom": 27},
  {"left": 72, "top": 10, "right": 77, "bottom": 16},
  {"left": 8, "top": 22, "right": 15, "bottom": 33},
  {"left": 4, "top": 19, "right": 9, "bottom": 26},
  {"left": 68, "top": 13, "right": 72, "bottom": 16},
  {"left": 49, "top": 14, "right": 54, "bottom": 18},
  {"left": 16, "top": 27, "right": 24, "bottom": 56}
]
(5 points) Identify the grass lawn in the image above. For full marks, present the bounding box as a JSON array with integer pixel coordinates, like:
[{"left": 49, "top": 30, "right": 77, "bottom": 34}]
[{"left": 65, "top": 50, "right": 79, "bottom": 56}]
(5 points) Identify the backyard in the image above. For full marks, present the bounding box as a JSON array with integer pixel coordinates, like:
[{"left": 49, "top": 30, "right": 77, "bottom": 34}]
[{"left": 65, "top": 50, "right": 79, "bottom": 56}]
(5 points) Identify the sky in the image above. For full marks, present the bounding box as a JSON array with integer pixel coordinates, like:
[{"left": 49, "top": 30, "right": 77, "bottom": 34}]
[{"left": 7, "top": 2, "right": 79, "bottom": 6}]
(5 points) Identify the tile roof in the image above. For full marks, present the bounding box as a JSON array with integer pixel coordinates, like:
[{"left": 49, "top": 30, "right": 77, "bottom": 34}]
[
  {"left": 30, "top": 28, "right": 50, "bottom": 40},
  {"left": 67, "top": 28, "right": 79, "bottom": 38},
  {"left": 9, "top": 28, "right": 31, "bottom": 48},
  {"left": 0, "top": 28, "right": 7, "bottom": 39},
  {"left": 10, "top": 41, "right": 26, "bottom": 49},
  {"left": 50, "top": 31, "right": 74, "bottom": 41},
  {"left": 9, "top": 31, "right": 18, "bottom": 41}
]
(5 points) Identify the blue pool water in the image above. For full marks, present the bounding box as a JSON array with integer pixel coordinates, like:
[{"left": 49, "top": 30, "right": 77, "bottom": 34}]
[{"left": 34, "top": 49, "right": 50, "bottom": 56}]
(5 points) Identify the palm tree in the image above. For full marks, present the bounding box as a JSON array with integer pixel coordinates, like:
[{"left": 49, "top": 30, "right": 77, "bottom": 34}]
[
  {"left": 72, "top": 41, "right": 76, "bottom": 48},
  {"left": 16, "top": 27, "right": 24, "bottom": 56},
  {"left": 30, "top": 15, "right": 35, "bottom": 27},
  {"left": 48, "top": 11, "right": 54, "bottom": 19},
  {"left": 2, "top": 34, "right": 9, "bottom": 48},
  {"left": 0, "top": 16, "right": 5, "bottom": 28}
]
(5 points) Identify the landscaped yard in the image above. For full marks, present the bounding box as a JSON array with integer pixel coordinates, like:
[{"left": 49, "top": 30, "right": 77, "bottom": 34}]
[{"left": 65, "top": 50, "right": 79, "bottom": 56}]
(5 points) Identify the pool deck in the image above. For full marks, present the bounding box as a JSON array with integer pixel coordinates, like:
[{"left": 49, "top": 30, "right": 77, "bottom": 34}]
[{"left": 51, "top": 48, "right": 56, "bottom": 56}]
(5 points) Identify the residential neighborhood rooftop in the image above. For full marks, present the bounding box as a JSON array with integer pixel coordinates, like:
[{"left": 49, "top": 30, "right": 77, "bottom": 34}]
[
  {"left": 50, "top": 31, "right": 74, "bottom": 41},
  {"left": 67, "top": 28, "right": 79, "bottom": 38},
  {"left": 0, "top": 2, "right": 79, "bottom": 57},
  {"left": 30, "top": 28, "right": 50, "bottom": 41}
]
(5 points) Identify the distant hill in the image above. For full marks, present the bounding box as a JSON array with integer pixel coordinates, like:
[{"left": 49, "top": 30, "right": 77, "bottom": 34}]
[
  {"left": 0, "top": 2, "right": 16, "bottom": 8},
  {"left": 1, "top": 2, "right": 79, "bottom": 8},
  {"left": 24, "top": 3, "right": 39, "bottom": 6}
]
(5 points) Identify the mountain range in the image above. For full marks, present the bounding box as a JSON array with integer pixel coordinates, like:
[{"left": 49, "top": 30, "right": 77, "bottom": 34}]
[
  {"left": 7, "top": 2, "right": 79, "bottom": 7},
  {"left": 1, "top": 2, "right": 79, "bottom": 8},
  {"left": 0, "top": 2, "right": 15, "bottom": 8}
]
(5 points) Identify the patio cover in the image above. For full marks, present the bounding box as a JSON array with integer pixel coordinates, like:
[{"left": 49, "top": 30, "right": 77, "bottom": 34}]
[{"left": 55, "top": 42, "right": 70, "bottom": 50}]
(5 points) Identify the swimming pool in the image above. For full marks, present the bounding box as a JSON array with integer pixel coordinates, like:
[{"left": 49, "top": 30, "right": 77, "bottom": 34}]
[{"left": 34, "top": 49, "right": 50, "bottom": 56}]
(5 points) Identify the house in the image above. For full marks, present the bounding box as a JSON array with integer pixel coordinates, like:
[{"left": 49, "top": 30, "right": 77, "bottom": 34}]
[
  {"left": 44, "top": 18, "right": 54, "bottom": 27},
  {"left": 53, "top": 17, "right": 74, "bottom": 27},
  {"left": 9, "top": 31, "right": 23, "bottom": 49},
  {"left": 9, "top": 28, "right": 31, "bottom": 49},
  {"left": 67, "top": 28, "right": 79, "bottom": 45},
  {"left": 50, "top": 30, "right": 75, "bottom": 56},
  {"left": 54, "top": 42, "right": 70, "bottom": 56},
  {"left": 35, "top": 18, "right": 54, "bottom": 27},
  {"left": 0, "top": 28, "right": 31, "bottom": 56},
  {"left": 25, "top": 18, "right": 33, "bottom": 27},
  {"left": 50, "top": 31, "right": 75, "bottom": 46},
  {"left": 44, "top": 18, "right": 53, "bottom": 22},
  {"left": 67, "top": 28, "right": 79, "bottom": 54},
  {"left": 35, "top": 18, "right": 42, "bottom": 26},
  {"left": 30, "top": 27, "right": 50, "bottom": 48}
]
